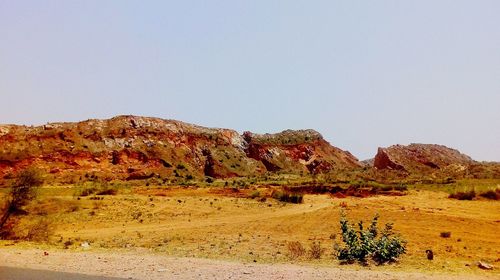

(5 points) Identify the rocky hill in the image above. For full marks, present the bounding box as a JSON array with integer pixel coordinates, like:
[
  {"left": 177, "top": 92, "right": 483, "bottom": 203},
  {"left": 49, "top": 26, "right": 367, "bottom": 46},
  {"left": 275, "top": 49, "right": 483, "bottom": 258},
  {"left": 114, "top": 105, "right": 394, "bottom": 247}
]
[
  {"left": 373, "top": 144, "right": 474, "bottom": 175},
  {"left": 0, "top": 116, "right": 361, "bottom": 183}
]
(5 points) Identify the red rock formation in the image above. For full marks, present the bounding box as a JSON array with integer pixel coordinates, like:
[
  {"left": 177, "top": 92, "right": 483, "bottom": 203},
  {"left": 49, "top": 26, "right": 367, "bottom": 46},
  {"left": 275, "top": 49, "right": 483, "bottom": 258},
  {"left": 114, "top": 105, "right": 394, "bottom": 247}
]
[
  {"left": 373, "top": 144, "right": 474, "bottom": 173},
  {"left": 243, "top": 130, "right": 361, "bottom": 174},
  {"left": 373, "top": 148, "right": 405, "bottom": 171},
  {"left": 0, "top": 116, "right": 361, "bottom": 182}
]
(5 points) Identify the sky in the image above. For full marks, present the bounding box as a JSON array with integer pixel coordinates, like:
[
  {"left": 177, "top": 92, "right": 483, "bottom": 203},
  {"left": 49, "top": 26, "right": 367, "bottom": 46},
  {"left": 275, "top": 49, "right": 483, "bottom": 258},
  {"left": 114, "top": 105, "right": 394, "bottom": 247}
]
[{"left": 1, "top": 1, "right": 499, "bottom": 161}]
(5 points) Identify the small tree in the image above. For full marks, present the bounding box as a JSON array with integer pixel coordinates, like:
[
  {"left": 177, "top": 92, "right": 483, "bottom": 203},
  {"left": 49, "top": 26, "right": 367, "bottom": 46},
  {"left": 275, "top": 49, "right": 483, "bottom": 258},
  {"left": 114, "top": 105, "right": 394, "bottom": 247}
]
[{"left": 0, "top": 168, "right": 43, "bottom": 233}]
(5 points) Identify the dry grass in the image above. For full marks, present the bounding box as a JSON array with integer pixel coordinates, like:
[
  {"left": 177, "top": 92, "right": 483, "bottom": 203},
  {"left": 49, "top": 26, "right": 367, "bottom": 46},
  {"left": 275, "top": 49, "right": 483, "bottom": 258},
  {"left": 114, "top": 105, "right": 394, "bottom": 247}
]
[
  {"left": 287, "top": 241, "right": 306, "bottom": 259},
  {"left": 25, "top": 218, "right": 53, "bottom": 242},
  {"left": 28, "top": 198, "right": 80, "bottom": 215},
  {"left": 2, "top": 216, "right": 54, "bottom": 242},
  {"left": 308, "top": 242, "right": 323, "bottom": 259}
]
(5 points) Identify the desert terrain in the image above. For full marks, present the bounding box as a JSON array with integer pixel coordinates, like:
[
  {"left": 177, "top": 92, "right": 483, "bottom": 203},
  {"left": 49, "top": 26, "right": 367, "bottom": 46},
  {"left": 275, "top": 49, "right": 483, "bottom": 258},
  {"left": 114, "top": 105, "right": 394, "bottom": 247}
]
[
  {"left": 1, "top": 116, "right": 499, "bottom": 279},
  {"left": 3, "top": 0, "right": 500, "bottom": 278},
  {"left": 1, "top": 179, "right": 499, "bottom": 279}
]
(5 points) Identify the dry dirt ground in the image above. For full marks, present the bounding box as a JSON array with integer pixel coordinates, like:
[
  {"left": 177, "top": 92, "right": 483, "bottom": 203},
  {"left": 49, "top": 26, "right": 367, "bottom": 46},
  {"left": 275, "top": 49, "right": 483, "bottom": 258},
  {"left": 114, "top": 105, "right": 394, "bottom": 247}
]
[
  {"left": 1, "top": 184, "right": 499, "bottom": 279},
  {"left": 0, "top": 248, "right": 496, "bottom": 280}
]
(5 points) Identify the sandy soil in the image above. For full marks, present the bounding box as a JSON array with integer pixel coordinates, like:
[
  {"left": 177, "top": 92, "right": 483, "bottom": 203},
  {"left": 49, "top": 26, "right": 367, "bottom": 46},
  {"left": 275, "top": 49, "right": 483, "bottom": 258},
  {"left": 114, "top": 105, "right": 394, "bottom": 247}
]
[
  {"left": 0, "top": 248, "right": 496, "bottom": 280},
  {"left": 2, "top": 185, "right": 499, "bottom": 279}
]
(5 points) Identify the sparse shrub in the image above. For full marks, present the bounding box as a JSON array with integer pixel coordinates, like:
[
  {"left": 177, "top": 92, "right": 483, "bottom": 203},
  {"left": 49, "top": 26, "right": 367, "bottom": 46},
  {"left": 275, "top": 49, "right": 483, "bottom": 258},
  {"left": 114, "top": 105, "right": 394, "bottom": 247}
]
[
  {"left": 441, "top": 177, "right": 455, "bottom": 184},
  {"left": 76, "top": 182, "right": 117, "bottom": 197},
  {"left": 308, "top": 242, "right": 323, "bottom": 259},
  {"left": 479, "top": 189, "right": 500, "bottom": 200},
  {"left": 92, "top": 200, "right": 103, "bottom": 210},
  {"left": 29, "top": 198, "right": 79, "bottom": 216},
  {"left": 272, "top": 190, "right": 303, "bottom": 204},
  {"left": 96, "top": 188, "right": 117, "bottom": 196},
  {"left": 449, "top": 190, "right": 476, "bottom": 200},
  {"left": 176, "top": 163, "right": 186, "bottom": 170},
  {"left": 249, "top": 190, "right": 260, "bottom": 199},
  {"left": 63, "top": 240, "right": 74, "bottom": 249},
  {"left": 160, "top": 159, "right": 172, "bottom": 168},
  {"left": 83, "top": 189, "right": 96, "bottom": 197},
  {"left": 77, "top": 186, "right": 97, "bottom": 197},
  {"left": 448, "top": 188, "right": 500, "bottom": 201},
  {"left": 394, "top": 185, "right": 408, "bottom": 192},
  {"left": 370, "top": 185, "right": 381, "bottom": 193},
  {"left": 131, "top": 211, "right": 142, "bottom": 220},
  {"left": 25, "top": 218, "right": 53, "bottom": 242},
  {"left": 288, "top": 193, "right": 303, "bottom": 204},
  {"left": 68, "top": 205, "right": 79, "bottom": 212},
  {"left": 440, "top": 232, "right": 451, "bottom": 238},
  {"left": 334, "top": 211, "right": 406, "bottom": 264},
  {"left": 380, "top": 185, "right": 394, "bottom": 192},
  {"left": 287, "top": 241, "right": 306, "bottom": 259}
]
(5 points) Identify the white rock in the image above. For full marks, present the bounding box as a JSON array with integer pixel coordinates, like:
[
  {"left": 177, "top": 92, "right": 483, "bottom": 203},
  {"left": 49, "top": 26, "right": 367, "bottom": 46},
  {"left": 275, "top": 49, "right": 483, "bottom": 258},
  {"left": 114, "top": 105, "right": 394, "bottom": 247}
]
[
  {"left": 81, "top": 242, "right": 90, "bottom": 249},
  {"left": 477, "top": 261, "right": 494, "bottom": 270}
]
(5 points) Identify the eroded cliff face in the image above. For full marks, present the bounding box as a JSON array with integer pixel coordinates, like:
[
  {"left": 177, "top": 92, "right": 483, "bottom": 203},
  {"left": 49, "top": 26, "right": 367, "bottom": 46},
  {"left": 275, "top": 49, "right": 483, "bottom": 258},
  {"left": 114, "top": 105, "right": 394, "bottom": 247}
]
[
  {"left": 0, "top": 116, "right": 361, "bottom": 182},
  {"left": 373, "top": 144, "right": 474, "bottom": 174},
  {"left": 243, "top": 130, "right": 361, "bottom": 174}
]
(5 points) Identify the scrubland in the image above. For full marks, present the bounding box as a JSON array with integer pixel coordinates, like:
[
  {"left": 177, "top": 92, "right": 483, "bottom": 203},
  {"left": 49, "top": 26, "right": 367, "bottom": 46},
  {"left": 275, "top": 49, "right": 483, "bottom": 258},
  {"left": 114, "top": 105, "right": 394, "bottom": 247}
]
[{"left": 1, "top": 178, "right": 499, "bottom": 278}]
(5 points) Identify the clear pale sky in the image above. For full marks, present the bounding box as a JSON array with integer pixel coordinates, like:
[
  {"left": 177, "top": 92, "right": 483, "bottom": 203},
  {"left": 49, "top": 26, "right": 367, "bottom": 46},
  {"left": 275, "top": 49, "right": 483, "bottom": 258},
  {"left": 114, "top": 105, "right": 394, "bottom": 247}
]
[{"left": 1, "top": 1, "right": 499, "bottom": 161}]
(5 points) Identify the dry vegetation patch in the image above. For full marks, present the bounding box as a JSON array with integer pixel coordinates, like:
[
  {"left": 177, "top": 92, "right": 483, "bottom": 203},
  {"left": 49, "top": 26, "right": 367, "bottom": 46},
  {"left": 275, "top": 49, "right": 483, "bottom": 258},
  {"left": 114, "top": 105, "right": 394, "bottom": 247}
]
[{"left": 449, "top": 188, "right": 500, "bottom": 201}]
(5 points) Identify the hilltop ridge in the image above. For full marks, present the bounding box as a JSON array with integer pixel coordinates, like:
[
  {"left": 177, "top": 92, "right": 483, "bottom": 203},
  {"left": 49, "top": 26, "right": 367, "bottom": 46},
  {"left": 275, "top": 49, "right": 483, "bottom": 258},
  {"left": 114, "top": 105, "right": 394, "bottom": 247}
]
[
  {"left": 0, "top": 115, "right": 361, "bottom": 183},
  {"left": 0, "top": 115, "right": 498, "bottom": 183}
]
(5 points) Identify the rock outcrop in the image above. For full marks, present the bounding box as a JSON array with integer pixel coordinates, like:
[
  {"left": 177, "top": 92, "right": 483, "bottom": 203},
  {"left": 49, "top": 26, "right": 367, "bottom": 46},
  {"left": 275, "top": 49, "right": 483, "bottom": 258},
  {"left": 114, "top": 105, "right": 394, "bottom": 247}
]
[
  {"left": 0, "top": 115, "right": 361, "bottom": 182},
  {"left": 373, "top": 144, "right": 474, "bottom": 173},
  {"left": 243, "top": 130, "right": 361, "bottom": 174}
]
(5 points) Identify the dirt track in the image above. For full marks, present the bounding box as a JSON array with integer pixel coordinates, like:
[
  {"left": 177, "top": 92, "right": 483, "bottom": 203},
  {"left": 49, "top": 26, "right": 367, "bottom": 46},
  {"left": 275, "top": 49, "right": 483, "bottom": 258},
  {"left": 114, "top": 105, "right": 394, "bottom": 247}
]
[{"left": 0, "top": 248, "right": 496, "bottom": 280}]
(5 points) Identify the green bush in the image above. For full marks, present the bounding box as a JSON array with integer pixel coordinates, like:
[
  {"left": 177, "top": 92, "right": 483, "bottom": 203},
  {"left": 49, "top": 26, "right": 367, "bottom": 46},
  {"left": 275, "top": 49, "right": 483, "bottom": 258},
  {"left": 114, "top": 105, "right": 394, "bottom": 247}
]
[
  {"left": 372, "top": 223, "right": 407, "bottom": 264},
  {"left": 335, "top": 211, "right": 406, "bottom": 264}
]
